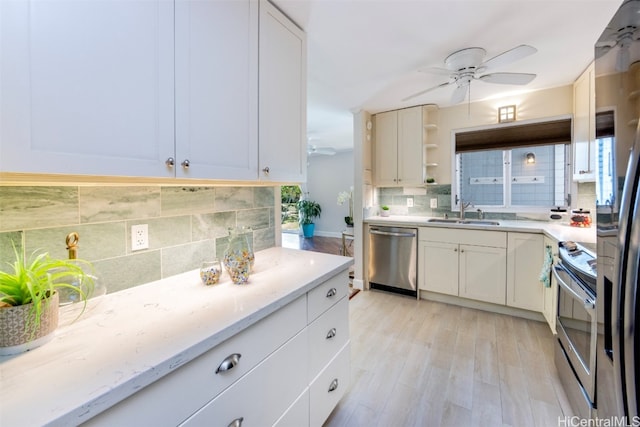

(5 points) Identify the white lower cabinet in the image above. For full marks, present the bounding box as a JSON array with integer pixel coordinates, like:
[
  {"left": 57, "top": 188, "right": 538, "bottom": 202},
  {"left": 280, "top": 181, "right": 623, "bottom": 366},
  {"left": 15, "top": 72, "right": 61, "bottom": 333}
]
[
  {"left": 418, "top": 228, "right": 507, "bottom": 305},
  {"left": 506, "top": 232, "right": 544, "bottom": 311},
  {"left": 179, "top": 328, "right": 308, "bottom": 427},
  {"left": 84, "top": 269, "right": 350, "bottom": 427},
  {"left": 419, "top": 241, "right": 459, "bottom": 296},
  {"left": 274, "top": 388, "right": 310, "bottom": 427},
  {"left": 459, "top": 244, "right": 506, "bottom": 305},
  {"left": 309, "top": 342, "right": 350, "bottom": 427},
  {"left": 543, "top": 235, "right": 559, "bottom": 332}
]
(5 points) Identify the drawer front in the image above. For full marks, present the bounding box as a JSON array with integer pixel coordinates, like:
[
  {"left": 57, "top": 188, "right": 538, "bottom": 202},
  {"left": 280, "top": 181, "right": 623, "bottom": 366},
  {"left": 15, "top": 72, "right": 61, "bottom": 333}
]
[
  {"left": 180, "top": 328, "right": 309, "bottom": 427},
  {"left": 308, "top": 270, "right": 349, "bottom": 323},
  {"left": 85, "top": 295, "right": 306, "bottom": 427},
  {"left": 308, "top": 296, "right": 349, "bottom": 380},
  {"left": 273, "top": 388, "right": 310, "bottom": 427},
  {"left": 420, "top": 227, "right": 506, "bottom": 248},
  {"left": 309, "top": 342, "right": 350, "bottom": 427}
]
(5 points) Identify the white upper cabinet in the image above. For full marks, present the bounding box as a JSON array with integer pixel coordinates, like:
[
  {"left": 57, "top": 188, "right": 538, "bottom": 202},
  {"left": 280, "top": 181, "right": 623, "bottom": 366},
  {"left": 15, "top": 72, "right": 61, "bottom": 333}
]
[
  {"left": 1, "top": 0, "right": 305, "bottom": 182},
  {"left": 258, "top": 0, "right": 306, "bottom": 182},
  {"left": 374, "top": 106, "right": 424, "bottom": 186},
  {"left": 174, "top": 0, "right": 259, "bottom": 180},
  {"left": 0, "top": 0, "right": 175, "bottom": 177},
  {"left": 573, "top": 62, "right": 596, "bottom": 182}
]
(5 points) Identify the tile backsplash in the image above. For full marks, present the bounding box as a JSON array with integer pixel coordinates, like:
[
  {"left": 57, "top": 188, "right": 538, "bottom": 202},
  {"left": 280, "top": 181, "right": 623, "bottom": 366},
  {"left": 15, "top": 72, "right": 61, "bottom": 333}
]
[{"left": 0, "top": 185, "right": 276, "bottom": 294}]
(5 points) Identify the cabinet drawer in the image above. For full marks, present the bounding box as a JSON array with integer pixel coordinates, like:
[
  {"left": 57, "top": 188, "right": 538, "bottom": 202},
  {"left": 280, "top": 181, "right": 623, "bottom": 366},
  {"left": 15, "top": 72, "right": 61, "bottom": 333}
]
[
  {"left": 308, "top": 296, "right": 349, "bottom": 380},
  {"left": 419, "top": 227, "right": 506, "bottom": 248},
  {"left": 307, "top": 270, "right": 348, "bottom": 322},
  {"left": 85, "top": 295, "right": 306, "bottom": 426},
  {"left": 273, "top": 388, "right": 310, "bottom": 427},
  {"left": 309, "top": 342, "right": 350, "bottom": 427},
  {"left": 180, "top": 328, "right": 309, "bottom": 427}
]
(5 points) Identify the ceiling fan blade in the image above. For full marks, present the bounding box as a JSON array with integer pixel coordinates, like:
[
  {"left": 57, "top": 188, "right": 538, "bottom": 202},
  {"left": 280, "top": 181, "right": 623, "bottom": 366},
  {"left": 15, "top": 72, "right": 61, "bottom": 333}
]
[
  {"left": 595, "top": 44, "right": 614, "bottom": 59},
  {"left": 479, "top": 72, "right": 536, "bottom": 85},
  {"left": 451, "top": 84, "right": 468, "bottom": 104},
  {"left": 307, "top": 145, "right": 336, "bottom": 156},
  {"left": 482, "top": 45, "right": 537, "bottom": 70},
  {"left": 402, "top": 81, "right": 452, "bottom": 102}
]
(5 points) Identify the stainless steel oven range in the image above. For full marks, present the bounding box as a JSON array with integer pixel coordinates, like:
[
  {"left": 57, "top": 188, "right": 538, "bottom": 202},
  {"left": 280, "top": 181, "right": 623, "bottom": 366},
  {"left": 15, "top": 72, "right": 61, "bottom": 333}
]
[{"left": 553, "top": 241, "right": 597, "bottom": 419}]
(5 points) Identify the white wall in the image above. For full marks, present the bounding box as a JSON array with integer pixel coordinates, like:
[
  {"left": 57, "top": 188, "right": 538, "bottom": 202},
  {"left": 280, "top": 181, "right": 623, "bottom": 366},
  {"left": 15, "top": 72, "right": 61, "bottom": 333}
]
[{"left": 305, "top": 151, "right": 354, "bottom": 237}]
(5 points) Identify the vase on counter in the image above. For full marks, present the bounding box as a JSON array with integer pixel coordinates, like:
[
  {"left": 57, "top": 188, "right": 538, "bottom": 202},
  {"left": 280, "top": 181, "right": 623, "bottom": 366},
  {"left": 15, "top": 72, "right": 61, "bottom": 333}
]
[{"left": 222, "top": 227, "right": 255, "bottom": 284}]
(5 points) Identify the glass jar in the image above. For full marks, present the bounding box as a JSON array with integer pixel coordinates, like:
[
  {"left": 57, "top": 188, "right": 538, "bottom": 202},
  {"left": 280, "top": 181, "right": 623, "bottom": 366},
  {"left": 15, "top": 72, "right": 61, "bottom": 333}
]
[
  {"left": 222, "top": 227, "right": 255, "bottom": 284},
  {"left": 570, "top": 208, "right": 592, "bottom": 228},
  {"left": 200, "top": 259, "right": 222, "bottom": 286}
]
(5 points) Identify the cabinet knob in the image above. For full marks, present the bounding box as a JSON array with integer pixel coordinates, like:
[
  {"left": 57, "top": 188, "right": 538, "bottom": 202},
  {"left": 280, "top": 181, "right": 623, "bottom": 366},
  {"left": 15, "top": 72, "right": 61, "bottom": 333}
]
[
  {"left": 460, "top": 249, "right": 464, "bottom": 253},
  {"left": 165, "top": 157, "right": 175, "bottom": 167},
  {"left": 326, "top": 287, "right": 337, "bottom": 298},
  {"left": 454, "top": 248, "right": 458, "bottom": 252},
  {"left": 216, "top": 353, "right": 241, "bottom": 374},
  {"left": 181, "top": 159, "right": 190, "bottom": 169},
  {"left": 328, "top": 378, "right": 339, "bottom": 392},
  {"left": 262, "top": 166, "right": 270, "bottom": 174},
  {"left": 228, "top": 417, "right": 244, "bottom": 427},
  {"left": 326, "top": 328, "right": 337, "bottom": 339}
]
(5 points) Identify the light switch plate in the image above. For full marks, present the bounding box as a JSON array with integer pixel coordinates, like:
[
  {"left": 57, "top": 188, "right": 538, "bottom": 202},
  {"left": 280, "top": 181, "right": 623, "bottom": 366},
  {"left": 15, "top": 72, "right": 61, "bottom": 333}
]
[
  {"left": 430, "top": 198, "right": 438, "bottom": 209},
  {"left": 407, "top": 197, "right": 414, "bottom": 207}
]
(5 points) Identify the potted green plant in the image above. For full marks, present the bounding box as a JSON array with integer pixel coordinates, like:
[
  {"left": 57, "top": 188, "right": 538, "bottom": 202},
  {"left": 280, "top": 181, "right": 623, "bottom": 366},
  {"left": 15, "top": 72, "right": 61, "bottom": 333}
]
[
  {"left": 0, "top": 244, "right": 94, "bottom": 355},
  {"left": 296, "top": 199, "right": 322, "bottom": 238},
  {"left": 380, "top": 205, "right": 390, "bottom": 217}
]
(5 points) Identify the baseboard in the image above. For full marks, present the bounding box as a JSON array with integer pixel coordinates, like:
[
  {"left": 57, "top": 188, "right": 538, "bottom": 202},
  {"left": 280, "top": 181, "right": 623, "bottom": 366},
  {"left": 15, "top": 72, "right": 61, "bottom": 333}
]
[
  {"left": 352, "top": 278, "right": 364, "bottom": 290},
  {"left": 418, "top": 290, "right": 546, "bottom": 322},
  {"left": 313, "top": 230, "right": 342, "bottom": 238}
]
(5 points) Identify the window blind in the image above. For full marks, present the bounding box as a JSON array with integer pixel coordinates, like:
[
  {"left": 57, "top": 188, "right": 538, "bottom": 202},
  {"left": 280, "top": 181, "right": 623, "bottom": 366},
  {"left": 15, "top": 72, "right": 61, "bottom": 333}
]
[
  {"left": 455, "top": 118, "right": 572, "bottom": 153},
  {"left": 595, "top": 110, "right": 614, "bottom": 138}
]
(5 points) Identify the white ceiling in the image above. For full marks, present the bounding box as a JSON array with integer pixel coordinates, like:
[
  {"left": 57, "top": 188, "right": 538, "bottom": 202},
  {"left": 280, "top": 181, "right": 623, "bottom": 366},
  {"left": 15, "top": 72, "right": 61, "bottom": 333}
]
[{"left": 272, "top": 0, "right": 623, "bottom": 151}]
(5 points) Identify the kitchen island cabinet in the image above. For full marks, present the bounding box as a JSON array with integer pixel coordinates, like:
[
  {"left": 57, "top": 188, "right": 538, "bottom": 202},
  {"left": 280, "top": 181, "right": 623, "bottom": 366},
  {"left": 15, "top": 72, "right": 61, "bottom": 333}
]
[
  {"left": 0, "top": 248, "right": 352, "bottom": 427},
  {"left": 543, "top": 235, "right": 559, "bottom": 332}
]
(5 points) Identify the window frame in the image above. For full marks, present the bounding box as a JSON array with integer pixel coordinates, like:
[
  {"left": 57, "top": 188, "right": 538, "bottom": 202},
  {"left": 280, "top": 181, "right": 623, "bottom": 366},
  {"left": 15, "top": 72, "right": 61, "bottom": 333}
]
[{"left": 451, "top": 115, "right": 573, "bottom": 214}]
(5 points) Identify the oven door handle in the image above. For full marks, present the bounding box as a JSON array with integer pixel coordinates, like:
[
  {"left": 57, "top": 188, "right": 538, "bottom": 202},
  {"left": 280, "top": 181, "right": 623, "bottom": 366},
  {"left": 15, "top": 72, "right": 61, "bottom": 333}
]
[{"left": 553, "top": 265, "right": 596, "bottom": 312}]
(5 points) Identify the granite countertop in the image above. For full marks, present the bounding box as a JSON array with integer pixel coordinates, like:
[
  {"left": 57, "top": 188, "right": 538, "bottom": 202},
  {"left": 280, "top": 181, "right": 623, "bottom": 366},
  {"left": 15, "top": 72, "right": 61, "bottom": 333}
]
[
  {"left": 0, "top": 247, "right": 353, "bottom": 427},
  {"left": 365, "top": 215, "right": 596, "bottom": 244}
]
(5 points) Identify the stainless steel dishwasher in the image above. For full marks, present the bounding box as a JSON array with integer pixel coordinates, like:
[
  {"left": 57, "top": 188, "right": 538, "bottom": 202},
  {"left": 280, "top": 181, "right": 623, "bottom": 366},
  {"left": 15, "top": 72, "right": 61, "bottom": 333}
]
[{"left": 368, "top": 225, "right": 418, "bottom": 297}]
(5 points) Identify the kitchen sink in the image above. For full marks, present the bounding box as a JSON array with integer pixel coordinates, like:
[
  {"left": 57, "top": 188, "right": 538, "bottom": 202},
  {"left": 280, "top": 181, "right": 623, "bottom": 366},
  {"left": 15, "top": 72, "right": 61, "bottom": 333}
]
[
  {"left": 426, "top": 218, "right": 500, "bottom": 226},
  {"left": 460, "top": 220, "right": 500, "bottom": 226},
  {"left": 426, "top": 218, "right": 461, "bottom": 224}
]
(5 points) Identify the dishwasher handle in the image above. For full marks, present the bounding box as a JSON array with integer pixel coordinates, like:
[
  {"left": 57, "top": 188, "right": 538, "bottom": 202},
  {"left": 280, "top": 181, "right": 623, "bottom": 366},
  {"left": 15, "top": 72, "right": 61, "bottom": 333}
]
[{"left": 370, "top": 229, "right": 416, "bottom": 238}]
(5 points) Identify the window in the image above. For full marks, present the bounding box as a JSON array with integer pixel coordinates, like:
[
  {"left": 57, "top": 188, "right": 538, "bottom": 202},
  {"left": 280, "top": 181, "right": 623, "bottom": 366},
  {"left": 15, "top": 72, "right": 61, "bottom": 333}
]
[
  {"left": 456, "top": 145, "right": 568, "bottom": 209},
  {"left": 453, "top": 118, "right": 571, "bottom": 211}
]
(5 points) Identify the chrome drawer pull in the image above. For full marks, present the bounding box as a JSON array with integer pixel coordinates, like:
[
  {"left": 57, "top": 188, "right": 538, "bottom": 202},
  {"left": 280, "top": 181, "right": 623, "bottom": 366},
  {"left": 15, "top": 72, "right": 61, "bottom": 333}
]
[
  {"left": 228, "top": 417, "right": 243, "bottom": 427},
  {"left": 216, "top": 353, "right": 241, "bottom": 374},
  {"left": 328, "top": 378, "right": 339, "bottom": 392},
  {"left": 326, "top": 288, "right": 337, "bottom": 298},
  {"left": 326, "top": 328, "right": 337, "bottom": 339}
]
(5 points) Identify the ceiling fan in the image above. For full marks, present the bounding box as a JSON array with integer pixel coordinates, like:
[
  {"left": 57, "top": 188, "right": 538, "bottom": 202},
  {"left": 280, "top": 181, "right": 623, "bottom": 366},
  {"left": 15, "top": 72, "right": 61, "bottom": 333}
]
[
  {"left": 595, "top": 0, "right": 640, "bottom": 72},
  {"left": 403, "top": 44, "right": 538, "bottom": 104},
  {"left": 307, "top": 144, "right": 336, "bottom": 157}
]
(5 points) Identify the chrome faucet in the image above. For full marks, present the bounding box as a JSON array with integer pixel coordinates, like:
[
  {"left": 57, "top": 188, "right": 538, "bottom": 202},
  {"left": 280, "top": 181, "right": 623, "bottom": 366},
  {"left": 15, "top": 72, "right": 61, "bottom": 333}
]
[{"left": 459, "top": 199, "right": 473, "bottom": 219}]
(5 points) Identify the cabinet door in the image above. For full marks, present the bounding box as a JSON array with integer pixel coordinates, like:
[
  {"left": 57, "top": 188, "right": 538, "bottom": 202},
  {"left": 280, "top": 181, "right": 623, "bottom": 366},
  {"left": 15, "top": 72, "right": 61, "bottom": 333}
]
[
  {"left": 258, "top": 0, "right": 306, "bottom": 182},
  {"left": 459, "top": 244, "right": 506, "bottom": 305},
  {"left": 542, "top": 235, "right": 558, "bottom": 332},
  {"left": 175, "top": 0, "right": 259, "bottom": 180},
  {"left": 418, "top": 241, "right": 459, "bottom": 296},
  {"left": 0, "top": 0, "right": 175, "bottom": 177},
  {"left": 374, "top": 111, "right": 399, "bottom": 186},
  {"left": 506, "top": 233, "right": 544, "bottom": 311},
  {"left": 573, "top": 62, "right": 596, "bottom": 182},
  {"left": 397, "top": 106, "right": 424, "bottom": 186}
]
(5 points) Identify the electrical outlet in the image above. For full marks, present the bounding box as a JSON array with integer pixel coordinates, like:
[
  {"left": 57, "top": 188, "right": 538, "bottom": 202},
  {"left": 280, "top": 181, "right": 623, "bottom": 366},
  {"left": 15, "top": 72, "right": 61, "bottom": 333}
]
[
  {"left": 430, "top": 198, "right": 438, "bottom": 209},
  {"left": 131, "top": 224, "right": 149, "bottom": 251},
  {"left": 407, "top": 197, "right": 414, "bottom": 207}
]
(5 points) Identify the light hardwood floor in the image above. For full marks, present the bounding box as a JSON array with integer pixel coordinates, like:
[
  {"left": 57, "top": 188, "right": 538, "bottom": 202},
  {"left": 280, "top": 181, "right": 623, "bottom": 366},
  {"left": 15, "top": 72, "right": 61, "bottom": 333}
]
[{"left": 324, "top": 290, "right": 575, "bottom": 427}]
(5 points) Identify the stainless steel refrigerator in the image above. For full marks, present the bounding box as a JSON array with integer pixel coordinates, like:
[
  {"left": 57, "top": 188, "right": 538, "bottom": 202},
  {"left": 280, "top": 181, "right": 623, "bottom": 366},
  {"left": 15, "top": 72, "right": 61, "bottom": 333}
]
[{"left": 595, "top": 0, "right": 640, "bottom": 420}]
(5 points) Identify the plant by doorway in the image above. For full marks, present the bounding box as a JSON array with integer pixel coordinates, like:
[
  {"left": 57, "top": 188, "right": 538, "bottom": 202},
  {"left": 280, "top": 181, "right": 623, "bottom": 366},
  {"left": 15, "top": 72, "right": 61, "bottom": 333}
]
[{"left": 296, "top": 199, "right": 322, "bottom": 238}]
